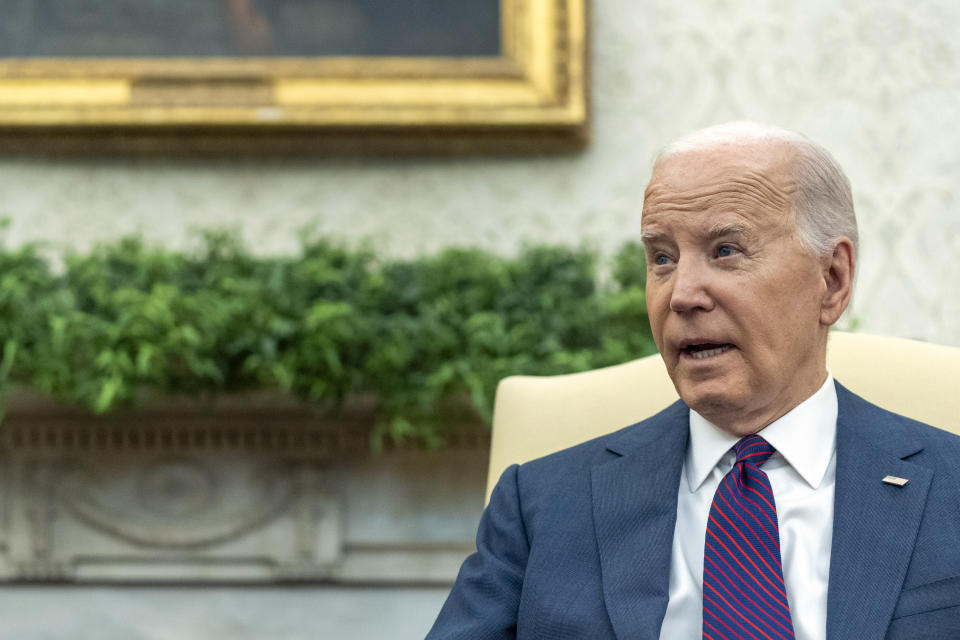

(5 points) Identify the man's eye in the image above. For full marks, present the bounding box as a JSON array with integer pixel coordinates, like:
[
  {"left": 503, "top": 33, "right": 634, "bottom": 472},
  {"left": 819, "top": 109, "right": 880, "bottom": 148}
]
[
  {"left": 717, "top": 245, "right": 737, "bottom": 258},
  {"left": 654, "top": 254, "right": 671, "bottom": 266}
]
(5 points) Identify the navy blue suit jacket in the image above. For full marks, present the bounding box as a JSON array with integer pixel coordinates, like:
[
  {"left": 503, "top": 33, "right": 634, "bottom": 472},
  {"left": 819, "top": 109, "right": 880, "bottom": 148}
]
[{"left": 428, "top": 382, "right": 960, "bottom": 639}]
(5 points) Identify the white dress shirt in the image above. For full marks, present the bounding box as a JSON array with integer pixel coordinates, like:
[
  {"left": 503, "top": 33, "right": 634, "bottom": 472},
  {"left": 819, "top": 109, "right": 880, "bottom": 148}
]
[{"left": 658, "top": 374, "right": 838, "bottom": 640}]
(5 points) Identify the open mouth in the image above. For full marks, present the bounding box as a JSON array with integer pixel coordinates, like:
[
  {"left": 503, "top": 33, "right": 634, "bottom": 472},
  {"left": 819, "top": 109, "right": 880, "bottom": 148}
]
[{"left": 682, "top": 343, "right": 734, "bottom": 360}]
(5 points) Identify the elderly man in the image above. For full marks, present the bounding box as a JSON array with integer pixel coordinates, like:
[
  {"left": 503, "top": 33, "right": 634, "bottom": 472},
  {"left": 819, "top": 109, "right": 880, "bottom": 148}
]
[{"left": 427, "top": 123, "right": 960, "bottom": 639}]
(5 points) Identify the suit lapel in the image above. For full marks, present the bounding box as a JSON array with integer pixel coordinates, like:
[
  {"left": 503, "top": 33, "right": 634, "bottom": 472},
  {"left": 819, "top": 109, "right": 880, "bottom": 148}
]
[
  {"left": 826, "top": 384, "right": 932, "bottom": 640},
  {"left": 592, "top": 401, "right": 688, "bottom": 640}
]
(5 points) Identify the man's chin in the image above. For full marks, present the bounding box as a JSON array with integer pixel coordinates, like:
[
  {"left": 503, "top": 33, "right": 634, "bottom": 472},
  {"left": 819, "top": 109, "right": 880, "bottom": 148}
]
[
  {"left": 678, "top": 381, "right": 776, "bottom": 435},
  {"left": 675, "top": 380, "right": 743, "bottom": 420}
]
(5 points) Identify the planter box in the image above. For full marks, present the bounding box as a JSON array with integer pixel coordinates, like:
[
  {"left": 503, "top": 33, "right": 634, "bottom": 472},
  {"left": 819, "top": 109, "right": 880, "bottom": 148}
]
[{"left": 0, "top": 393, "right": 488, "bottom": 584}]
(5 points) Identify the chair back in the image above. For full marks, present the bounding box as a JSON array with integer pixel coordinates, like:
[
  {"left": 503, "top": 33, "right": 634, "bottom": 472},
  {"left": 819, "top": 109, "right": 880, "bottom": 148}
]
[{"left": 487, "top": 332, "right": 960, "bottom": 501}]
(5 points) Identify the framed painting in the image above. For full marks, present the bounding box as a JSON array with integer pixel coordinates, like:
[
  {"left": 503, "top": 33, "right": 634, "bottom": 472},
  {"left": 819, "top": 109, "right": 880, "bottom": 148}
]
[{"left": 0, "top": 0, "right": 588, "bottom": 153}]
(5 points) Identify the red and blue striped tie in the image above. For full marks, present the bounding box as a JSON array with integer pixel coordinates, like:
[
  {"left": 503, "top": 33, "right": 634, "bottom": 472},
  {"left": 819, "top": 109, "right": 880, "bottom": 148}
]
[{"left": 702, "top": 434, "right": 795, "bottom": 640}]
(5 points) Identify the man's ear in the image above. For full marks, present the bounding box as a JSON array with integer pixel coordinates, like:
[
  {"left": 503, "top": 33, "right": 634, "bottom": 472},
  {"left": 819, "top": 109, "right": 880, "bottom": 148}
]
[{"left": 820, "top": 237, "right": 855, "bottom": 327}]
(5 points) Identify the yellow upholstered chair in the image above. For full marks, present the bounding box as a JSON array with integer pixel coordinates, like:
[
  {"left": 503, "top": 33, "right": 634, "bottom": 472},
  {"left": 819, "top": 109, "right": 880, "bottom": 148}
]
[{"left": 486, "top": 331, "right": 960, "bottom": 501}]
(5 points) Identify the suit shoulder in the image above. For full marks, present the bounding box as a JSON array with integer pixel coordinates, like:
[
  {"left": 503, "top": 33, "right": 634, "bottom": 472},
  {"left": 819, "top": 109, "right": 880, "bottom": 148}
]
[
  {"left": 517, "top": 399, "right": 688, "bottom": 478},
  {"left": 897, "top": 414, "right": 960, "bottom": 474},
  {"left": 500, "top": 400, "right": 686, "bottom": 539},
  {"left": 837, "top": 383, "right": 960, "bottom": 467},
  {"left": 847, "top": 388, "right": 959, "bottom": 440}
]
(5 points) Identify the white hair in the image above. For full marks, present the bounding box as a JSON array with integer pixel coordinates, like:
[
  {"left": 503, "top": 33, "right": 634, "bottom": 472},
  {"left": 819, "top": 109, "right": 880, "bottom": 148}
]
[{"left": 653, "top": 121, "right": 858, "bottom": 257}]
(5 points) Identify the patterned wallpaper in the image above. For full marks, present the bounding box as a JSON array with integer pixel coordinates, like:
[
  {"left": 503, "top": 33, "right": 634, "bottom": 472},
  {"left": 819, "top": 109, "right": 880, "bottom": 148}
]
[{"left": 0, "top": 0, "right": 957, "bottom": 346}]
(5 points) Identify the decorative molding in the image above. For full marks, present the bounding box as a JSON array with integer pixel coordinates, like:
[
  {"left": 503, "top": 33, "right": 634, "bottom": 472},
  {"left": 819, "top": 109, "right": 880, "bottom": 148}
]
[
  {"left": 59, "top": 458, "right": 297, "bottom": 549},
  {"left": 0, "top": 393, "right": 491, "bottom": 456},
  {"left": 13, "top": 455, "right": 340, "bottom": 582},
  {"left": 0, "top": 395, "right": 488, "bottom": 584}
]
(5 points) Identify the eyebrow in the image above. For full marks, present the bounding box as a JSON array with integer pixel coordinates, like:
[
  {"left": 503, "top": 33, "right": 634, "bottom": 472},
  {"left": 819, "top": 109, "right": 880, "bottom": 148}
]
[
  {"left": 706, "top": 222, "right": 748, "bottom": 239},
  {"left": 640, "top": 231, "right": 663, "bottom": 244},
  {"left": 640, "top": 223, "right": 749, "bottom": 245}
]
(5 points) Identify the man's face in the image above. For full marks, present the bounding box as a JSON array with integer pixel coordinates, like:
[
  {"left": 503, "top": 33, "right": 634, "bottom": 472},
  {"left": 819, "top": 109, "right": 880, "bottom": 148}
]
[{"left": 641, "top": 144, "right": 831, "bottom": 435}]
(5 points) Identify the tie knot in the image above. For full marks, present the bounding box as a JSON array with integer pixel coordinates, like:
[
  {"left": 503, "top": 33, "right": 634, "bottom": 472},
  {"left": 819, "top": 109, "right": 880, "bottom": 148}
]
[{"left": 733, "top": 434, "right": 775, "bottom": 467}]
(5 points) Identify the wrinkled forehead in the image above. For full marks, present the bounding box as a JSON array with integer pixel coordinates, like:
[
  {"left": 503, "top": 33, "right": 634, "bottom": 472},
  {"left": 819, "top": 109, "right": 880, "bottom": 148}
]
[{"left": 641, "top": 142, "right": 799, "bottom": 225}]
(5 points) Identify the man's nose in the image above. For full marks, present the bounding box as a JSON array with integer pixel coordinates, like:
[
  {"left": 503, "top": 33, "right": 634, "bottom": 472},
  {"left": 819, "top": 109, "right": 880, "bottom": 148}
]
[{"left": 669, "top": 258, "right": 714, "bottom": 314}]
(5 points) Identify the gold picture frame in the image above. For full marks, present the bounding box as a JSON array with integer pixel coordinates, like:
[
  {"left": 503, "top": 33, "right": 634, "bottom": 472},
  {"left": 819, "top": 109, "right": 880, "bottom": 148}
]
[{"left": 0, "top": 0, "right": 588, "bottom": 154}]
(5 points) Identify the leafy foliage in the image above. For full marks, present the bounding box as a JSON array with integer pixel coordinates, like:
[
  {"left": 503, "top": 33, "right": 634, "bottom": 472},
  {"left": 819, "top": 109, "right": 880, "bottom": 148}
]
[{"left": 0, "top": 229, "right": 656, "bottom": 447}]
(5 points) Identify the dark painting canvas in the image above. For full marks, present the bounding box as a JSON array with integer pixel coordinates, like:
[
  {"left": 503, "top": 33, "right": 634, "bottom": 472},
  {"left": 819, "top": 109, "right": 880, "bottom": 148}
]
[{"left": 0, "top": 0, "right": 501, "bottom": 58}]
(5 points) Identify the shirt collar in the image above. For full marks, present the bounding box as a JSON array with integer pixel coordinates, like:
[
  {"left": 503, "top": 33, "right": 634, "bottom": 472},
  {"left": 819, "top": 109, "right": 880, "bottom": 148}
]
[{"left": 685, "top": 373, "right": 838, "bottom": 492}]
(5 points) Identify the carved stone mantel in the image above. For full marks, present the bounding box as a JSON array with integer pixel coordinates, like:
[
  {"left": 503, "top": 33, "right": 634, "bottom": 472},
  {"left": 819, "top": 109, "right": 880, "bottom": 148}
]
[{"left": 0, "top": 393, "right": 489, "bottom": 584}]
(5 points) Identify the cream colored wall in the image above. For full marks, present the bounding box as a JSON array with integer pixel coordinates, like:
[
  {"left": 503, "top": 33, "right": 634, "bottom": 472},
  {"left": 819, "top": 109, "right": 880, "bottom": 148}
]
[{"left": 1, "top": 1, "right": 958, "bottom": 346}]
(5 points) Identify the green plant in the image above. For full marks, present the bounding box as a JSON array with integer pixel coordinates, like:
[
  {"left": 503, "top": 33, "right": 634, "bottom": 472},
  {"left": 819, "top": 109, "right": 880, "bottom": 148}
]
[{"left": 0, "top": 228, "right": 657, "bottom": 447}]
